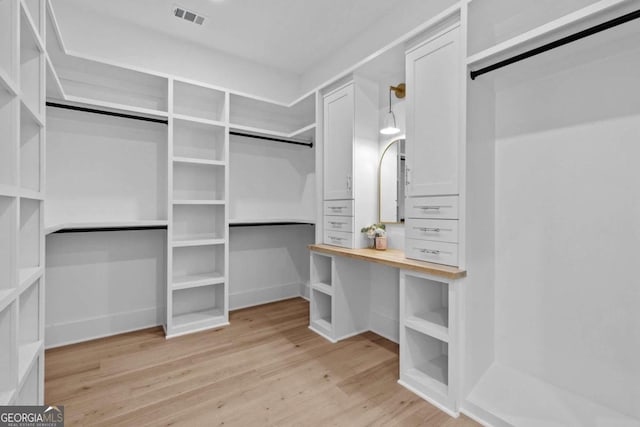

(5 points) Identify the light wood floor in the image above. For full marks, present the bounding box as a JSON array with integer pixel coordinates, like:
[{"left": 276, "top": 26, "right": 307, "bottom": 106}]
[{"left": 45, "top": 298, "right": 480, "bottom": 426}]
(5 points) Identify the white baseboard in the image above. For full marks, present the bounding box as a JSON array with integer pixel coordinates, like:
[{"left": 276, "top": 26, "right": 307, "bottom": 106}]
[
  {"left": 460, "top": 399, "right": 511, "bottom": 427},
  {"left": 230, "top": 282, "right": 302, "bottom": 310},
  {"left": 45, "top": 307, "right": 163, "bottom": 349},
  {"left": 369, "top": 310, "right": 399, "bottom": 344}
]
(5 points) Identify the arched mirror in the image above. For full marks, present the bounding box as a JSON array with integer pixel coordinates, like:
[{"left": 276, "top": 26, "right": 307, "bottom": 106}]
[{"left": 378, "top": 138, "right": 405, "bottom": 224}]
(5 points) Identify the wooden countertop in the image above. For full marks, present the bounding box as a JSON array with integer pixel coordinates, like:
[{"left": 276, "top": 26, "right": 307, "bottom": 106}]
[{"left": 308, "top": 244, "right": 466, "bottom": 280}]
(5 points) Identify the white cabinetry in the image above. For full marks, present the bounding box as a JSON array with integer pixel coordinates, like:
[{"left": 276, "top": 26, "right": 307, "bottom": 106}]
[
  {"left": 322, "top": 78, "right": 378, "bottom": 248},
  {"left": 405, "top": 25, "right": 462, "bottom": 266}
]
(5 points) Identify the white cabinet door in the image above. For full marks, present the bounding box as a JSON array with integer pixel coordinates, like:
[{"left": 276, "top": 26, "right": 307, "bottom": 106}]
[
  {"left": 323, "top": 84, "right": 354, "bottom": 200},
  {"left": 406, "top": 27, "right": 460, "bottom": 197}
]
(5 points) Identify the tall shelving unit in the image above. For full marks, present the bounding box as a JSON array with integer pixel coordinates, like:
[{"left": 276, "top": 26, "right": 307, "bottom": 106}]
[
  {"left": 166, "top": 79, "right": 229, "bottom": 338},
  {"left": 0, "top": 0, "right": 46, "bottom": 406}
]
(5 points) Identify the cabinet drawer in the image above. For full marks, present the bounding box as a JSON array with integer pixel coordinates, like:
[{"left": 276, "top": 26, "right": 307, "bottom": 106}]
[
  {"left": 324, "top": 230, "right": 354, "bottom": 248},
  {"left": 406, "top": 219, "right": 458, "bottom": 243},
  {"left": 324, "top": 215, "right": 354, "bottom": 233},
  {"left": 407, "top": 196, "right": 458, "bottom": 219},
  {"left": 406, "top": 239, "right": 458, "bottom": 266},
  {"left": 324, "top": 200, "right": 354, "bottom": 217}
]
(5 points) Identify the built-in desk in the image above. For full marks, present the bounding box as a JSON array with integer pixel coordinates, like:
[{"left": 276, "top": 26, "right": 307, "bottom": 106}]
[
  {"left": 308, "top": 243, "right": 465, "bottom": 416},
  {"left": 308, "top": 244, "right": 466, "bottom": 279}
]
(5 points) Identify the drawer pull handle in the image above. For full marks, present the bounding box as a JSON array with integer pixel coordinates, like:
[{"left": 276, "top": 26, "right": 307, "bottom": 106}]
[
  {"left": 414, "top": 227, "right": 441, "bottom": 233},
  {"left": 415, "top": 248, "right": 451, "bottom": 255},
  {"left": 329, "top": 236, "right": 345, "bottom": 241},
  {"left": 328, "top": 206, "right": 346, "bottom": 210},
  {"left": 329, "top": 221, "right": 344, "bottom": 226},
  {"left": 415, "top": 205, "right": 449, "bottom": 210}
]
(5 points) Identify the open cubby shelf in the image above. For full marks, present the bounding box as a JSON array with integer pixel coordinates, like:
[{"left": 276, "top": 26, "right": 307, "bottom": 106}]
[
  {"left": 173, "top": 162, "right": 225, "bottom": 201},
  {"left": 22, "top": 0, "right": 43, "bottom": 40},
  {"left": 19, "top": 198, "right": 40, "bottom": 272},
  {"left": 18, "top": 279, "right": 39, "bottom": 347},
  {"left": 0, "top": 197, "right": 16, "bottom": 300},
  {"left": 0, "top": 0, "right": 17, "bottom": 87},
  {"left": 16, "top": 353, "right": 39, "bottom": 404},
  {"left": 171, "top": 283, "right": 225, "bottom": 330},
  {"left": 172, "top": 245, "right": 225, "bottom": 290},
  {"left": 404, "top": 328, "right": 449, "bottom": 390},
  {"left": 173, "top": 117, "right": 225, "bottom": 162},
  {"left": 229, "top": 93, "right": 315, "bottom": 135},
  {"left": 405, "top": 275, "right": 449, "bottom": 336},
  {"left": 19, "top": 9, "right": 43, "bottom": 119},
  {"left": 172, "top": 204, "right": 225, "bottom": 243},
  {"left": 0, "top": 303, "right": 15, "bottom": 402},
  {"left": 19, "top": 103, "right": 42, "bottom": 193},
  {"left": 173, "top": 80, "right": 225, "bottom": 122},
  {"left": 0, "top": 91, "right": 18, "bottom": 188},
  {"left": 311, "top": 289, "right": 332, "bottom": 332}
]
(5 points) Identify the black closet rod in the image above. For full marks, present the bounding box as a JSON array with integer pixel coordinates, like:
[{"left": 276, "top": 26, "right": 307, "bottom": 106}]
[
  {"left": 230, "top": 222, "right": 315, "bottom": 227},
  {"left": 470, "top": 8, "right": 640, "bottom": 80},
  {"left": 53, "top": 225, "right": 168, "bottom": 234},
  {"left": 230, "top": 131, "right": 313, "bottom": 148},
  {"left": 46, "top": 102, "right": 169, "bottom": 125}
]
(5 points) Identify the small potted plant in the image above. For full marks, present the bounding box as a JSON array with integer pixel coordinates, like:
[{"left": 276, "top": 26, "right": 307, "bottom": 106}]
[{"left": 361, "top": 223, "right": 386, "bottom": 250}]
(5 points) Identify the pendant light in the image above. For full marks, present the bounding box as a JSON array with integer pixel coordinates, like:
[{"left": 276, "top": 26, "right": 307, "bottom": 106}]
[{"left": 380, "top": 83, "right": 405, "bottom": 135}]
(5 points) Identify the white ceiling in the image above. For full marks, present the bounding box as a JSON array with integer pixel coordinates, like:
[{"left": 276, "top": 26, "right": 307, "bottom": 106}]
[{"left": 58, "top": 0, "right": 405, "bottom": 75}]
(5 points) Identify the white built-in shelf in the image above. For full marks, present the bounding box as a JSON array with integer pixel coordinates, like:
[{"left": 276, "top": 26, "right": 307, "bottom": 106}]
[
  {"left": 229, "top": 218, "right": 315, "bottom": 225},
  {"left": 466, "top": 0, "right": 631, "bottom": 67},
  {"left": 17, "top": 340, "right": 42, "bottom": 387},
  {"left": 63, "top": 95, "right": 169, "bottom": 121},
  {"left": 172, "top": 199, "right": 225, "bottom": 206},
  {"left": 406, "top": 355, "right": 449, "bottom": 394},
  {"left": 20, "top": 98, "right": 44, "bottom": 128},
  {"left": 0, "top": 289, "right": 15, "bottom": 313},
  {"left": 230, "top": 123, "right": 315, "bottom": 142},
  {"left": 172, "top": 308, "right": 225, "bottom": 330},
  {"left": 229, "top": 92, "right": 315, "bottom": 135},
  {"left": 173, "top": 80, "right": 225, "bottom": 122},
  {"left": 19, "top": 190, "right": 44, "bottom": 201},
  {"left": 173, "top": 113, "right": 225, "bottom": 128},
  {"left": 313, "top": 317, "right": 332, "bottom": 333},
  {"left": 172, "top": 273, "right": 224, "bottom": 291},
  {"left": 20, "top": 3, "right": 45, "bottom": 54},
  {"left": 44, "top": 220, "right": 169, "bottom": 235},
  {"left": 0, "top": 185, "right": 20, "bottom": 198},
  {"left": 171, "top": 236, "right": 225, "bottom": 248},
  {"left": 311, "top": 282, "right": 332, "bottom": 296},
  {"left": 45, "top": 54, "right": 65, "bottom": 99},
  {"left": 405, "top": 313, "right": 449, "bottom": 343},
  {"left": 173, "top": 157, "right": 225, "bottom": 167},
  {"left": 0, "top": 67, "right": 18, "bottom": 96},
  {"left": 18, "top": 266, "right": 41, "bottom": 291}
]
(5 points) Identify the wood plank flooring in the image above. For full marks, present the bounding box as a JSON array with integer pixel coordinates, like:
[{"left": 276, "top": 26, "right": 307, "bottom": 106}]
[{"left": 45, "top": 298, "right": 480, "bottom": 426}]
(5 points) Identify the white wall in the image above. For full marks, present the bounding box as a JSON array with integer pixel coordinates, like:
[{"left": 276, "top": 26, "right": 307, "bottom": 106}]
[
  {"left": 46, "top": 107, "right": 167, "bottom": 226},
  {"left": 51, "top": 2, "right": 301, "bottom": 103},
  {"left": 493, "top": 33, "right": 640, "bottom": 418},
  {"left": 229, "top": 134, "right": 315, "bottom": 222},
  {"left": 300, "top": 0, "right": 459, "bottom": 94},
  {"left": 229, "top": 225, "right": 314, "bottom": 310},
  {"left": 45, "top": 230, "right": 166, "bottom": 348}
]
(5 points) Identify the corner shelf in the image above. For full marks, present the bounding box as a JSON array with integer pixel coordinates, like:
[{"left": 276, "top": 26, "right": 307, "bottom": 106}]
[{"left": 229, "top": 92, "right": 315, "bottom": 135}]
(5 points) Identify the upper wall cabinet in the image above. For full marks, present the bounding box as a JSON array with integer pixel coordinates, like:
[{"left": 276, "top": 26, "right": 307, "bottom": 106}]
[
  {"left": 323, "top": 84, "right": 354, "bottom": 201},
  {"left": 322, "top": 78, "right": 378, "bottom": 249},
  {"left": 405, "top": 25, "right": 461, "bottom": 197}
]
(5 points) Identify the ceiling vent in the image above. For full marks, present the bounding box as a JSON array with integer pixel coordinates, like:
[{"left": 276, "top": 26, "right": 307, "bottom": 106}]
[{"left": 174, "top": 6, "right": 206, "bottom": 25}]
